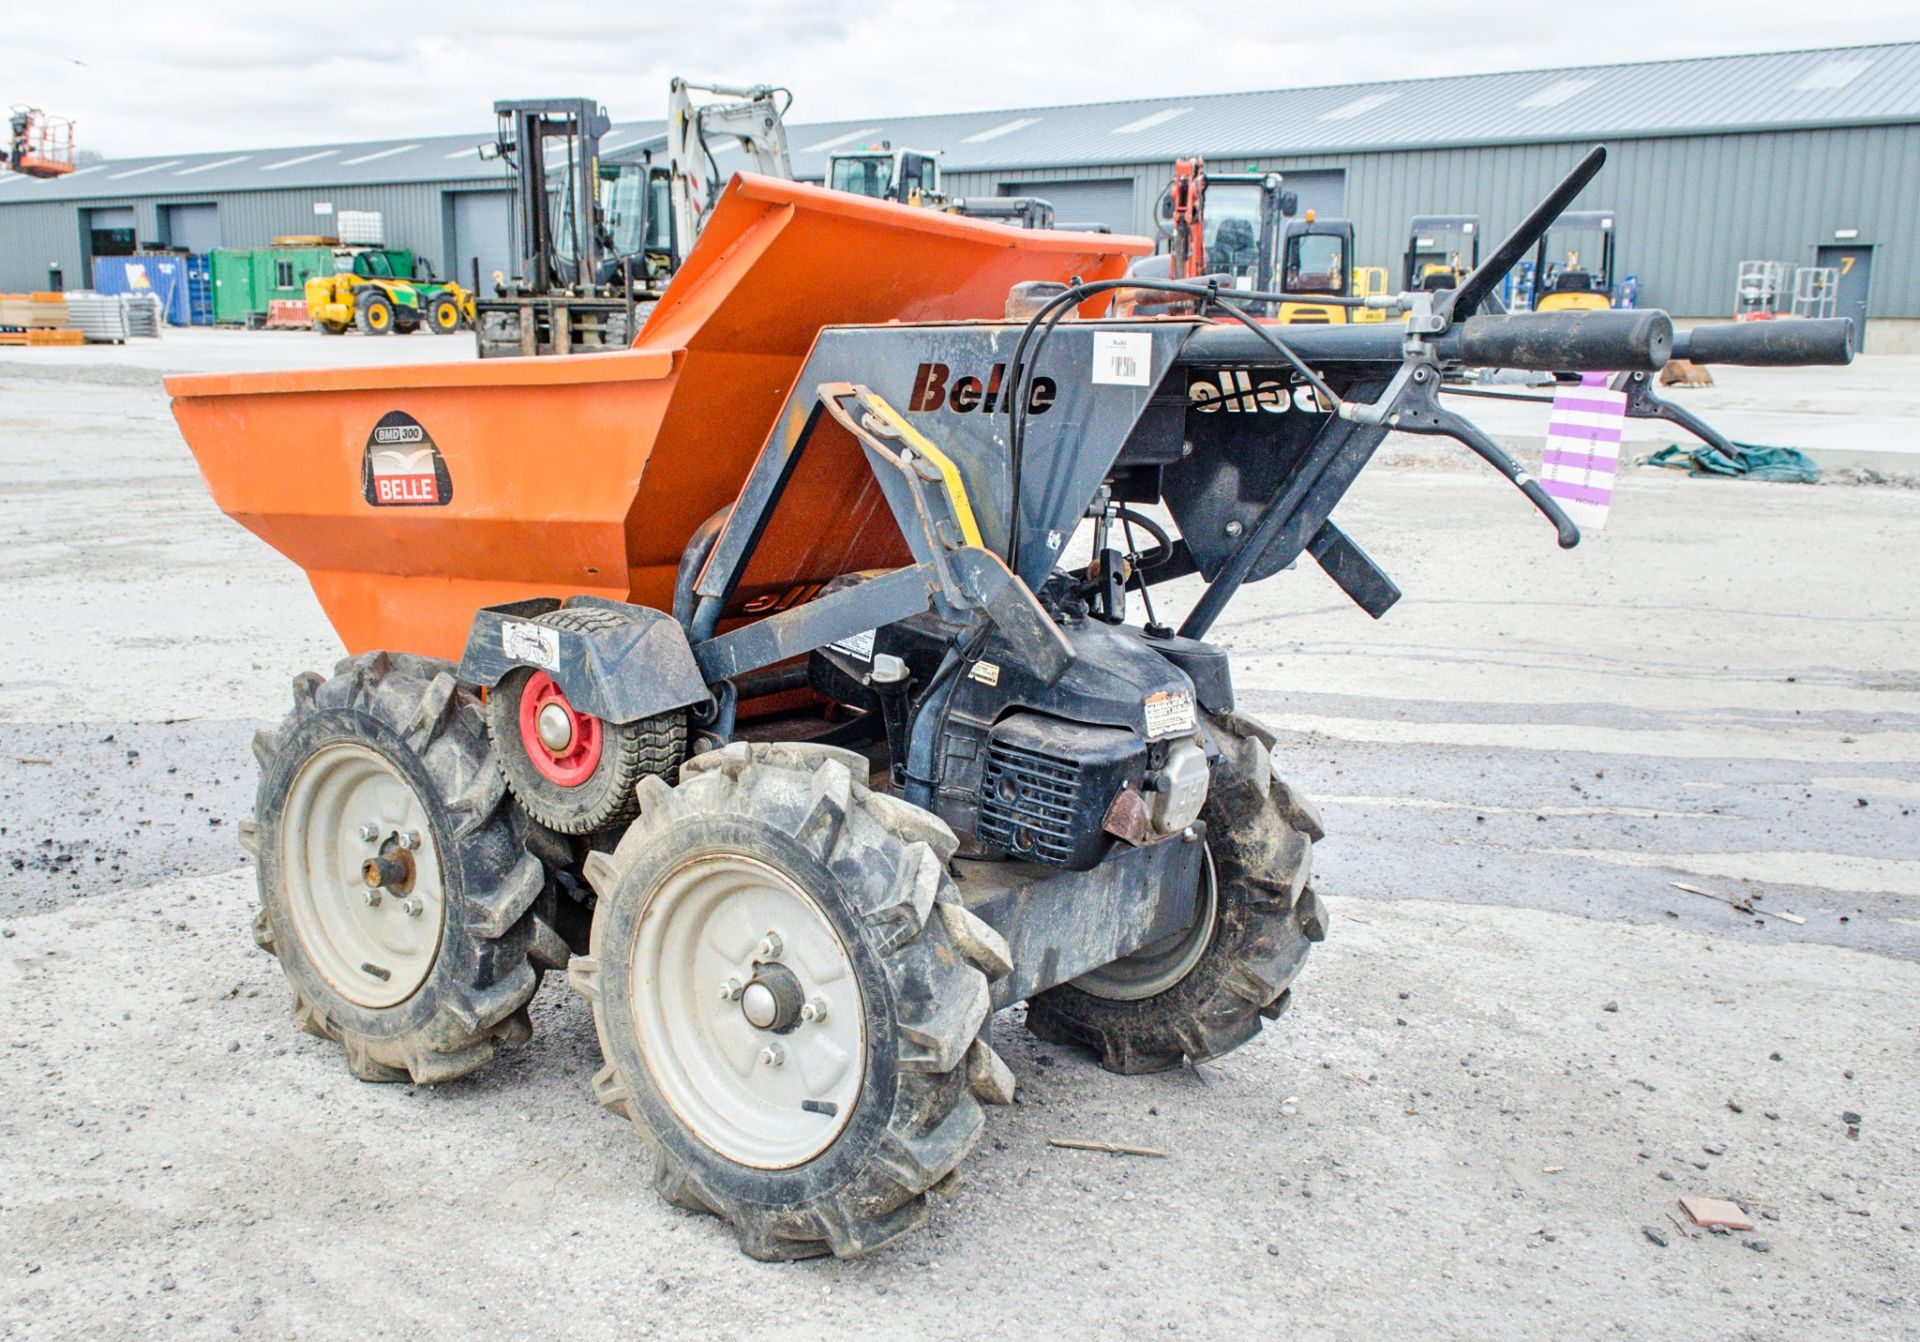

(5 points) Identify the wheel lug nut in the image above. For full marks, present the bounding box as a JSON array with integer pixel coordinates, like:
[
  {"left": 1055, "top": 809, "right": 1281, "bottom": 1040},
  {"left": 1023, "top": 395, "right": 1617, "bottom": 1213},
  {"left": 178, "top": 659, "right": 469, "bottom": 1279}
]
[
  {"left": 757, "top": 931, "right": 784, "bottom": 959},
  {"left": 718, "top": 977, "right": 743, "bottom": 1001},
  {"left": 760, "top": 1043, "right": 786, "bottom": 1068},
  {"left": 362, "top": 889, "right": 382, "bottom": 907},
  {"left": 358, "top": 824, "right": 378, "bottom": 843},
  {"left": 402, "top": 897, "right": 424, "bottom": 918},
  {"left": 397, "top": 830, "right": 421, "bottom": 851},
  {"left": 799, "top": 997, "right": 829, "bottom": 1024}
]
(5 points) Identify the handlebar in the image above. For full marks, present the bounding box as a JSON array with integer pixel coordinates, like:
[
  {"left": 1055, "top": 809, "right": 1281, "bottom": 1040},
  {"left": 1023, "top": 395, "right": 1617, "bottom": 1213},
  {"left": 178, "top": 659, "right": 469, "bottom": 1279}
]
[
  {"left": 1177, "top": 308, "right": 1674, "bottom": 373},
  {"left": 1453, "top": 310, "right": 1673, "bottom": 373},
  {"left": 1675, "top": 318, "right": 1854, "bottom": 367}
]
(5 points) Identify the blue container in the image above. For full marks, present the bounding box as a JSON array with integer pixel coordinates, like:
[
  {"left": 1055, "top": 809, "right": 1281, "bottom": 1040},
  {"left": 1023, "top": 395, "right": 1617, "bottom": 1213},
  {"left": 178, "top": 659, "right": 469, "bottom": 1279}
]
[
  {"left": 91, "top": 254, "right": 194, "bottom": 326},
  {"left": 185, "top": 254, "right": 213, "bottom": 325}
]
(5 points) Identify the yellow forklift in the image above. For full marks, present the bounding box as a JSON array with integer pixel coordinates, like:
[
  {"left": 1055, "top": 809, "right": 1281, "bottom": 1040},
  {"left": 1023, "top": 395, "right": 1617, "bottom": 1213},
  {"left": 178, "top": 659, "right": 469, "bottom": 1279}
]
[
  {"left": 1275, "top": 214, "right": 1386, "bottom": 323},
  {"left": 1403, "top": 215, "right": 1480, "bottom": 291},
  {"left": 1529, "top": 209, "right": 1616, "bottom": 312}
]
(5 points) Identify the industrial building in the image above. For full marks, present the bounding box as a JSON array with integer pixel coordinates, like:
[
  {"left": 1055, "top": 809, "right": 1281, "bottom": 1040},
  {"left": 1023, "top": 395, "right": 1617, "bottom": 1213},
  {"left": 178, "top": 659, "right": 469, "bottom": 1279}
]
[{"left": 3, "top": 41, "right": 1915, "bottom": 347}]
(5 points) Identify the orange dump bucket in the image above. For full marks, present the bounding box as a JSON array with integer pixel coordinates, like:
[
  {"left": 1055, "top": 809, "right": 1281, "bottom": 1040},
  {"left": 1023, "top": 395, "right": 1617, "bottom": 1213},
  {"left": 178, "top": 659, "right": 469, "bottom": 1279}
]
[{"left": 170, "top": 175, "right": 1148, "bottom": 659}]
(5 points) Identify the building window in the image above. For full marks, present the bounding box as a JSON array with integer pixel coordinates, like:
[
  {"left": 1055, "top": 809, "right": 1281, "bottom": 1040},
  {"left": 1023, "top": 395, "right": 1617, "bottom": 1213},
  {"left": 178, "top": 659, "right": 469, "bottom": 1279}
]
[{"left": 276, "top": 259, "right": 294, "bottom": 288}]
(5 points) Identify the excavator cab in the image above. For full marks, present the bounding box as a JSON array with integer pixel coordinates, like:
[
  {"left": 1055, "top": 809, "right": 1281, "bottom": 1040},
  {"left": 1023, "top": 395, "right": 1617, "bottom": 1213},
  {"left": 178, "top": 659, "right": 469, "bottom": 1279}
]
[
  {"left": 1148, "top": 164, "right": 1296, "bottom": 293},
  {"left": 600, "top": 160, "right": 676, "bottom": 280},
  {"left": 1531, "top": 209, "right": 1616, "bottom": 312},
  {"left": 1276, "top": 214, "right": 1356, "bottom": 324},
  {"left": 827, "top": 146, "right": 942, "bottom": 205},
  {"left": 1404, "top": 214, "right": 1480, "bottom": 291}
]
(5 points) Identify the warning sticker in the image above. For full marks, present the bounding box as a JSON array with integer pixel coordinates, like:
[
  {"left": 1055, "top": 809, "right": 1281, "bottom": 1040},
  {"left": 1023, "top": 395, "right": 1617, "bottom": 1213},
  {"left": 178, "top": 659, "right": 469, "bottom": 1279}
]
[
  {"left": 501, "top": 621, "right": 560, "bottom": 670},
  {"left": 362, "top": 410, "right": 452, "bottom": 507},
  {"left": 968, "top": 660, "right": 1002, "bottom": 687},
  {"left": 1143, "top": 689, "right": 1196, "bottom": 740},
  {"left": 831, "top": 629, "right": 876, "bottom": 662},
  {"left": 1092, "top": 331, "right": 1153, "bottom": 387}
]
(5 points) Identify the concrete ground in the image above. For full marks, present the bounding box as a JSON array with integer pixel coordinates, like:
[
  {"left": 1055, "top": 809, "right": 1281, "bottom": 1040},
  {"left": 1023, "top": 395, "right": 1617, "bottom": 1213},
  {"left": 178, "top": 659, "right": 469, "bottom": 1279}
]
[{"left": 2, "top": 330, "right": 1917, "bottom": 1340}]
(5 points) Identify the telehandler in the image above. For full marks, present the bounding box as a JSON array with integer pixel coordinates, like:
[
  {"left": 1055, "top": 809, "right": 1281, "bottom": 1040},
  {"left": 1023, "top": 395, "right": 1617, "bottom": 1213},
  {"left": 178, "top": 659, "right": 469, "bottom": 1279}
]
[
  {"left": 304, "top": 248, "right": 475, "bottom": 336},
  {"left": 170, "top": 147, "right": 1850, "bottom": 1261}
]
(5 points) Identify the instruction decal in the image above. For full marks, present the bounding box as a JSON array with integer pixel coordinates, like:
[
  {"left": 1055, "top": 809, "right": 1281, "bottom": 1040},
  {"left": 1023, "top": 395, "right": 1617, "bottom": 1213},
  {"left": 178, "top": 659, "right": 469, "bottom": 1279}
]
[
  {"left": 831, "top": 629, "right": 876, "bottom": 662},
  {"left": 501, "top": 621, "right": 560, "bottom": 670},
  {"left": 363, "top": 411, "right": 452, "bottom": 507},
  {"left": 1143, "top": 689, "right": 1196, "bottom": 740}
]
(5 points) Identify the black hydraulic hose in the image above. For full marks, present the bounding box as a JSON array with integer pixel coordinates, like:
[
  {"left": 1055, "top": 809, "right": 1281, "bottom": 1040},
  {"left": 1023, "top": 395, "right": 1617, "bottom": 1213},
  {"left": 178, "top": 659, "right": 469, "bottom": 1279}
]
[
  {"left": 673, "top": 505, "right": 731, "bottom": 630},
  {"left": 1440, "top": 384, "right": 1559, "bottom": 405},
  {"left": 1116, "top": 507, "right": 1172, "bottom": 567},
  {"left": 1003, "top": 278, "right": 1343, "bottom": 574},
  {"left": 1120, "top": 512, "right": 1163, "bottom": 631}
]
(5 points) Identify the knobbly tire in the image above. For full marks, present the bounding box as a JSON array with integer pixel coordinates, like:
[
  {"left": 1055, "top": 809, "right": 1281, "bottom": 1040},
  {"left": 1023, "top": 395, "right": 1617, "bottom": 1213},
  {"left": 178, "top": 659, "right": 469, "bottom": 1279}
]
[
  {"left": 427, "top": 295, "right": 463, "bottom": 334},
  {"left": 1025, "top": 711, "right": 1329, "bottom": 1074},
  {"left": 485, "top": 606, "right": 687, "bottom": 835},
  {"left": 240, "top": 652, "right": 565, "bottom": 1084},
  {"left": 354, "top": 291, "right": 394, "bottom": 335},
  {"left": 570, "top": 742, "right": 1018, "bottom": 1260}
]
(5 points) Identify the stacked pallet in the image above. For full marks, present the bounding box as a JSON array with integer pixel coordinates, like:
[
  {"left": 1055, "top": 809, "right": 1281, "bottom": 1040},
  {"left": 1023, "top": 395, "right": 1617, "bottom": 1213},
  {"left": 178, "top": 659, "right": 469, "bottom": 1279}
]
[
  {"left": 121, "top": 293, "right": 165, "bottom": 338},
  {"left": 0, "top": 293, "right": 85, "bottom": 346}
]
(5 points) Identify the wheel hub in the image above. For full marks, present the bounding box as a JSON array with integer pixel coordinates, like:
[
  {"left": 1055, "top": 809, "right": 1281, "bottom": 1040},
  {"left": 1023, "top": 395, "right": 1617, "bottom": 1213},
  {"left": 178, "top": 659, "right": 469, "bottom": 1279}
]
[
  {"left": 630, "top": 854, "right": 866, "bottom": 1169},
  {"left": 517, "top": 671, "right": 601, "bottom": 786},
  {"left": 740, "top": 962, "right": 804, "bottom": 1031},
  {"left": 1072, "top": 845, "right": 1218, "bottom": 1001},
  {"left": 281, "top": 743, "right": 445, "bottom": 1009},
  {"left": 535, "top": 701, "right": 574, "bottom": 753}
]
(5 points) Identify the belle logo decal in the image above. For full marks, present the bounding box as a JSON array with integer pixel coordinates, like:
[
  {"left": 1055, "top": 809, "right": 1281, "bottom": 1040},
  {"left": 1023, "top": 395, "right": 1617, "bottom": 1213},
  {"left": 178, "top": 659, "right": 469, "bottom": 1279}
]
[
  {"left": 908, "top": 362, "right": 1056, "bottom": 416},
  {"left": 362, "top": 411, "right": 452, "bottom": 507}
]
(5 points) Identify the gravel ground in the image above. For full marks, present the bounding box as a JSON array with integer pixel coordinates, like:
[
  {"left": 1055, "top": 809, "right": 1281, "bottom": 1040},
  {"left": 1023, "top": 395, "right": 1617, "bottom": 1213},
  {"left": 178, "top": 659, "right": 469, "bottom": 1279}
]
[{"left": 2, "top": 337, "right": 1917, "bottom": 1340}]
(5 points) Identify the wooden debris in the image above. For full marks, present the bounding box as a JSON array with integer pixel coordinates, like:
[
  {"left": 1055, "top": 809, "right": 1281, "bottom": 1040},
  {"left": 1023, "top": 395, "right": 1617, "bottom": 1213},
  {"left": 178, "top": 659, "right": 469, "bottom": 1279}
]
[
  {"left": 1048, "top": 1138, "right": 1168, "bottom": 1159},
  {"left": 1679, "top": 1195, "right": 1754, "bottom": 1231},
  {"left": 1671, "top": 881, "right": 1805, "bottom": 925}
]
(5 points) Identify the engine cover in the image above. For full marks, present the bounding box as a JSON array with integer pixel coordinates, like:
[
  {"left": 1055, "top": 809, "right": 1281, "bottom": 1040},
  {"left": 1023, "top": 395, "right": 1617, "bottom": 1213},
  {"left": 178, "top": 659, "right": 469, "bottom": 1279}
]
[{"left": 974, "top": 714, "right": 1144, "bottom": 870}]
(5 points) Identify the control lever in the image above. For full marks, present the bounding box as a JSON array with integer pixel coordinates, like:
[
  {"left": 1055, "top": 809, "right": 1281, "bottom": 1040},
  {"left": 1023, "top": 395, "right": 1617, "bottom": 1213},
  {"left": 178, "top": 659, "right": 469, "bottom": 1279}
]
[
  {"left": 1609, "top": 368, "right": 1740, "bottom": 458},
  {"left": 1383, "top": 363, "right": 1582, "bottom": 550},
  {"left": 1443, "top": 145, "right": 1608, "bottom": 323}
]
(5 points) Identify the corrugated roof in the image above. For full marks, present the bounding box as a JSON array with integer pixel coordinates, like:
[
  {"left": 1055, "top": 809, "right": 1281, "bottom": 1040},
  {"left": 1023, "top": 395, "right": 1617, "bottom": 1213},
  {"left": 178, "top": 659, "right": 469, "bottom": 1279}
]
[{"left": 7, "top": 41, "right": 1916, "bottom": 204}]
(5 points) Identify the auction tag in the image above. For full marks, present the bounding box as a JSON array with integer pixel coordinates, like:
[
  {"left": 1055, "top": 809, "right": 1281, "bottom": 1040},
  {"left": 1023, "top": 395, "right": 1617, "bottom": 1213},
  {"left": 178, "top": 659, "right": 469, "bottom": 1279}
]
[
  {"left": 1144, "top": 689, "right": 1196, "bottom": 740},
  {"left": 1538, "top": 372, "right": 1626, "bottom": 531},
  {"left": 501, "top": 621, "right": 560, "bottom": 670},
  {"left": 1092, "top": 331, "right": 1153, "bottom": 387}
]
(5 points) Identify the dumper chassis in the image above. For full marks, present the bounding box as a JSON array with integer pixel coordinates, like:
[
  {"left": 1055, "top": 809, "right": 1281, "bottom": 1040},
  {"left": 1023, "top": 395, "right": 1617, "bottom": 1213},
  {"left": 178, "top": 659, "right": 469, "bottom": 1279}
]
[{"left": 175, "top": 151, "right": 1853, "bottom": 1260}]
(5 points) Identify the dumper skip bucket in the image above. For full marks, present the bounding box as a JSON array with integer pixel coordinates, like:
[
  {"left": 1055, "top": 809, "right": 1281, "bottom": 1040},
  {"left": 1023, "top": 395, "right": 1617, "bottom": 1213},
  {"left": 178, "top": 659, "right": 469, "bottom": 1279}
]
[{"left": 170, "top": 174, "right": 1147, "bottom": 658}]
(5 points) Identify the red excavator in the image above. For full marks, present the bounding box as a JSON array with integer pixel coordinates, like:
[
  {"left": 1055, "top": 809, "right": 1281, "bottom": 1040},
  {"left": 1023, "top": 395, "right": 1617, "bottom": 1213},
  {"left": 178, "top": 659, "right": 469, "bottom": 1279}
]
[{"left": 7, "top": 106, "right": 75, "bottom": 177}]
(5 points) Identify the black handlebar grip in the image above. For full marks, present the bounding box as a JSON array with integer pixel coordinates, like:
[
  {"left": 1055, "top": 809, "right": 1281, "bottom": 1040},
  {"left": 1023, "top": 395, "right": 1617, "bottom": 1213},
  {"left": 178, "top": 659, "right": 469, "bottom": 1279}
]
[
  {"left": 1674, "top": 318, "right": 1854, "bottom": 367},
  {"left": 1519, "top": 477, "right": 1581, "bottom": 549},
  {"left": 1453, "top": 310, "right": 1673, "bottom": 372}
]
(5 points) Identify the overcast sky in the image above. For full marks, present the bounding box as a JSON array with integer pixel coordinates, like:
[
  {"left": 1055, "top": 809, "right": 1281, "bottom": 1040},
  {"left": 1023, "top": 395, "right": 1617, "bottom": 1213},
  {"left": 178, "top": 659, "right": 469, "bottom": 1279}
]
[{"left": 8, "top": 1, "right": 1920, "bottom": 158}]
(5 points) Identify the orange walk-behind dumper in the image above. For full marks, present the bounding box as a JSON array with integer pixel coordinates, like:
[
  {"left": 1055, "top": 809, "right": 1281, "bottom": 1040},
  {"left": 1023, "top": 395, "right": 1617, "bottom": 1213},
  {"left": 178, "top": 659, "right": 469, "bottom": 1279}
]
[{"left": 172, "top": 156, "right": 1855, "bottom": 1260}]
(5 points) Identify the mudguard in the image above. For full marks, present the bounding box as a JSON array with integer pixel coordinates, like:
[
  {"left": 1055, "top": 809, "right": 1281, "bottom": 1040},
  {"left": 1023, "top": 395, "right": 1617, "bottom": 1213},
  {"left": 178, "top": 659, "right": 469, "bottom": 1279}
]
[{"left": 457, "top": 597, "right": 711, "bottom": 725}]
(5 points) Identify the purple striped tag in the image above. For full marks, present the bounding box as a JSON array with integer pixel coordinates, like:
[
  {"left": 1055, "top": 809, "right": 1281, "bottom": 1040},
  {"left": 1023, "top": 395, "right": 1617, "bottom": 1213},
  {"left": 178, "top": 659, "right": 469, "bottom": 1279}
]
[
  {"left": 1543, "top": 447, "right": 1618, "bottom": 470},
  {"left": 1547, "top": 421, "right": 1624, "bottom": 445},
  {"left": 1538, "top": 376, "right": 1626, "bottom": 529},
  {"left": 1541, "top": 477, "right": 1615, "bottom": 506}
]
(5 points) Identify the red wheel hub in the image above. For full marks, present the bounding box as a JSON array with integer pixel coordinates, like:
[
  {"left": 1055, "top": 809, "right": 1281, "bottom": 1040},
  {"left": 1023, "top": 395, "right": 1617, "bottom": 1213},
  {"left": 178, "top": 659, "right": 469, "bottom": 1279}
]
[{"left": 518, "top": 671, "right": 603, "bottom": 786}]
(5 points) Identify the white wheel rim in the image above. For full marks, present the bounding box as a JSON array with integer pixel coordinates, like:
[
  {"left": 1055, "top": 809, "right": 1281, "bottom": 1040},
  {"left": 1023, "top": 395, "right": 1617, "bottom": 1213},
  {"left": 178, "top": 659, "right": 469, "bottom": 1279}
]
[
  {"left": 631, "top": 854, "right": 866, "bottom": 1169},
  {"left": 282, "top": 742, "right": 445, "bottom": 1008},
  {"left": 1073, "top": 846, "right": 1217, "bottom": 1001}
]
